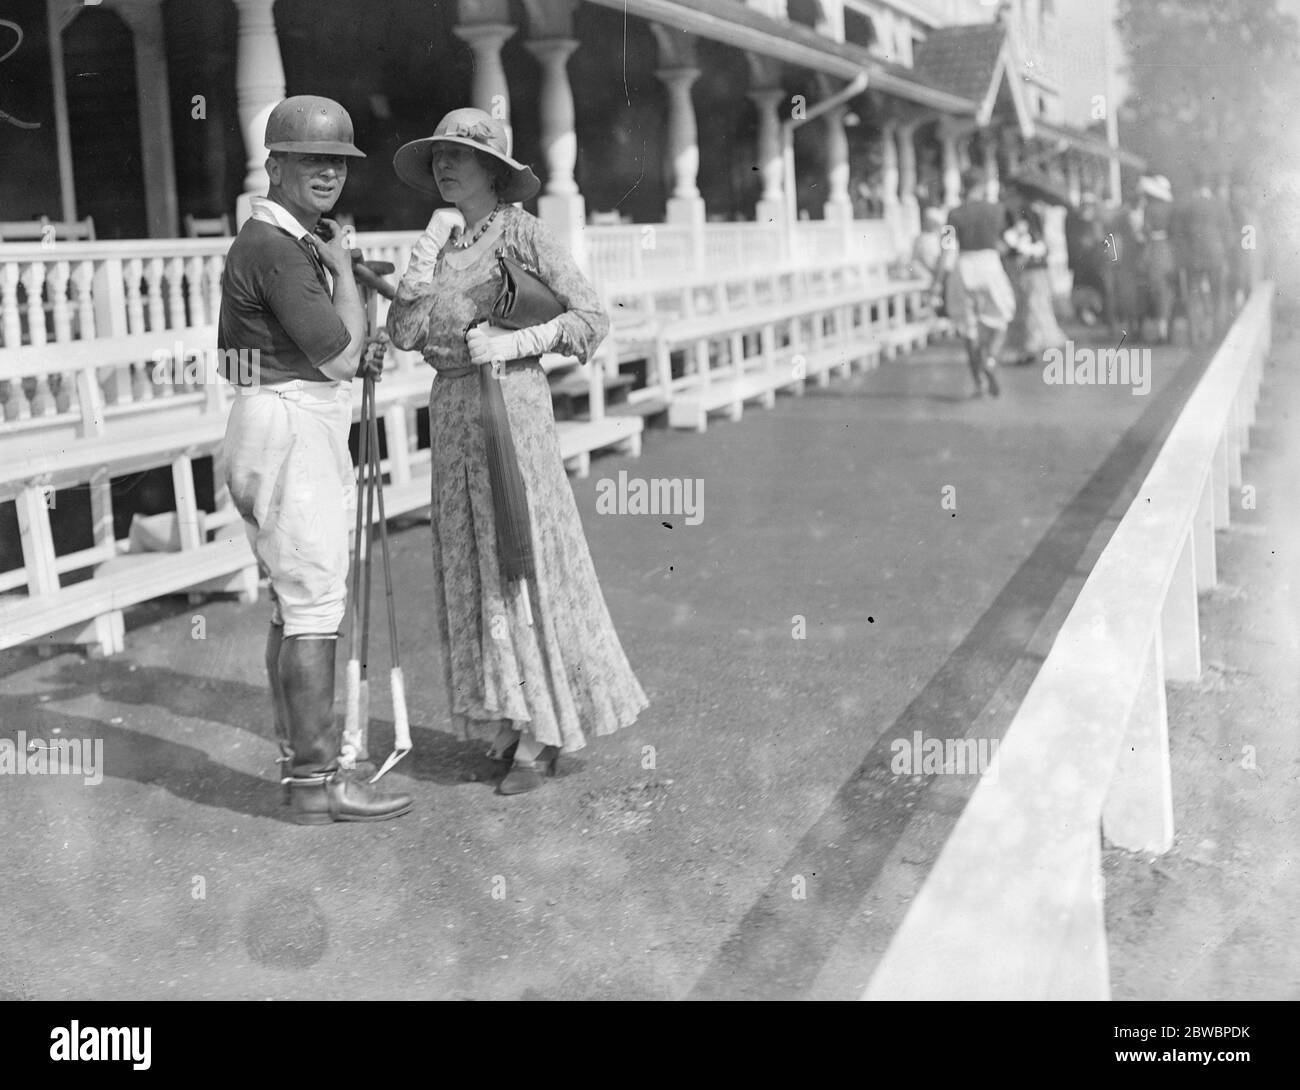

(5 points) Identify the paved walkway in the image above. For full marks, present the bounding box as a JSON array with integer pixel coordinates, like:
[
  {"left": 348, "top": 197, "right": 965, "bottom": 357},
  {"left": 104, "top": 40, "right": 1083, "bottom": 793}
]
[{"left": 0, "top": 324, "right": 1280, "bottom": 1000}]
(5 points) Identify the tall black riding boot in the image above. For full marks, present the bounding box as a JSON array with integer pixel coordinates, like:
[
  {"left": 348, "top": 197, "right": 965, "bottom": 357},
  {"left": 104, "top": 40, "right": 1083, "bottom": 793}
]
[
  {"left": 279, "top": 635, "right": 412, "bottom": 825},
  {"left": 266, "top": 623, "right": 293, "bottom": 803},
  {"left": 965, "top": 341, "right": 985, "bottom": 395}
]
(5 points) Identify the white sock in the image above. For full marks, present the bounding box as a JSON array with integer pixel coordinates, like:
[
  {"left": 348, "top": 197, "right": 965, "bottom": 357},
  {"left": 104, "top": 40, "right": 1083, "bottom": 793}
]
[{"left": 513, "top": 731, "right": 545, "bottom": 764}]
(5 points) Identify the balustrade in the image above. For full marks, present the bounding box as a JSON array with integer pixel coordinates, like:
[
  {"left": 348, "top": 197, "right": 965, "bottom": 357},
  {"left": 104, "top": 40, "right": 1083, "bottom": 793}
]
[{"left": 0, "top": 220, "right": 905, "bottom": 432}]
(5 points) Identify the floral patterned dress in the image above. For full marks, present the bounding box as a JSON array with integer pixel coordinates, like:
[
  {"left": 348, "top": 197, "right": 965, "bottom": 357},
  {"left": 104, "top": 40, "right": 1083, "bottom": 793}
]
[{"left": 387, "top": 205, "right": 647, "bottom": 753}]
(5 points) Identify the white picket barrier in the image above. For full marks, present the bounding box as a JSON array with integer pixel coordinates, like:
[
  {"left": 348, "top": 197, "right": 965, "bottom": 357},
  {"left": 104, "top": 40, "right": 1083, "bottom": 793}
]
[{"left": 863, "top": 284, "right": 1272, "bottom": 1000}]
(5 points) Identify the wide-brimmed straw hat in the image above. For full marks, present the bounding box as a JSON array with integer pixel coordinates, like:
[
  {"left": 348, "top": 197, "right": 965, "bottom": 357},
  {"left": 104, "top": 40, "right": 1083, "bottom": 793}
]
[
  {"left": 393, "top": 108, "right": 541, "bottom": 203},
  {"left": 1139, "top": 174, "right": 1173, "bottom": 202}
]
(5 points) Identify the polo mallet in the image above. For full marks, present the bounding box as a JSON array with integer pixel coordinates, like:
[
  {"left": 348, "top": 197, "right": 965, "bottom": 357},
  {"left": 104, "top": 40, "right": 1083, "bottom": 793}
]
[
  {"left": 364, "top": 378, "right": 411, "bottom": 782},
  {"left": 341, "top": 371, "right": 374, "bottom": 771},
  {"left": 341, "top": 254, "right": 402, "bottom": 775}
]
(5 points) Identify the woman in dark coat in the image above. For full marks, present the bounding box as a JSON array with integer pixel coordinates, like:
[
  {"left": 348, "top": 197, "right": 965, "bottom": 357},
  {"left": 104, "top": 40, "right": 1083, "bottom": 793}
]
[
  {"left": 1066, "top": 193, "right": 1108, "bottom": 326},
  {"left": 1137, "top": 174, "right": 1176, "bottom": 343},
  {"left": 1103, "top": 198, "right": 1144, "bottom": 339}
]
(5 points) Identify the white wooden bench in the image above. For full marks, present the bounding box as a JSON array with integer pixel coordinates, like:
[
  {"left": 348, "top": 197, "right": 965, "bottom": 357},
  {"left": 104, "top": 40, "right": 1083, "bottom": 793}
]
[
  {"left": 0, "top": 217, "right": 96, "bottom": 244},
  {"left": 0, "top": 234, "right": 647, "bottom": 654},
  {"left": 183, "top": 214, "right": 232, "bottom": 239},
  {"left": 0, "top": 241, "right": 260, "bottom": 653},
  {"left": 602, "top": 260, "right": 932, "bottom": 432}
]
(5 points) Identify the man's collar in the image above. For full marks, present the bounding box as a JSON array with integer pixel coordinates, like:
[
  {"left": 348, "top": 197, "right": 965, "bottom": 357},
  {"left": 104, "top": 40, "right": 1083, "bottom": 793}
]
[{"left": 249, "top": 196, "right": 311, "bottom": 240}]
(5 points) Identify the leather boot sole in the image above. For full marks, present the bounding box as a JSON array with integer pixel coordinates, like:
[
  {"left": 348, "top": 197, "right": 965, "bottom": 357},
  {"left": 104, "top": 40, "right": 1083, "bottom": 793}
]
[
  {"left": 288, "top": 773, "right": 414, "bottom": 824},
  {"left": 291, "top": 802, "right": 413, "bottom": 826}
]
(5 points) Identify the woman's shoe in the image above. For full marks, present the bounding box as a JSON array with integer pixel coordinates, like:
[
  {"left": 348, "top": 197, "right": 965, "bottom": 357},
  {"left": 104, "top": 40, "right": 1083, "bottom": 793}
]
[
  {"left": 983, "top": 361, "right": 1000, "bottom": 398},
  {"left": 486, "top": 739, "right": 518, "bottom": 763},
  {"left": 497, "top": 746, "right": 559, "bottom": 796},
  {"left": 485, "top": 722, "right": 520, "bottom": 762}
]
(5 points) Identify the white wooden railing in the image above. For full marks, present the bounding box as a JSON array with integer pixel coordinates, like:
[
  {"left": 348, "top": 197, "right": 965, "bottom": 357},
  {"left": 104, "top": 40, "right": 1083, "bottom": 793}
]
[
  {"left": 863, "top": 284, "right": 1273, "bottom": 1001},
  {"left": 0, "top": 218, "right": 915, "bottom": 653},
  {"left": 0, "top": 220, "right": 905, "bottom": 429},
  {"left": 584, "top": 218, "right": 898, "bottom": 292},
  {"left": 0, "top": 239, "right": 228, "bottom": 427}
]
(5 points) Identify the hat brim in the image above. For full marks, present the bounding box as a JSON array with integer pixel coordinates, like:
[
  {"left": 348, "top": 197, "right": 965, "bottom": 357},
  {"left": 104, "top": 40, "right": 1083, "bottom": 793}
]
[
  {"left": 267, "top": 140, "right": 366, "bottom": 158},
  {"left": 393, "top": 135, "right": 540, "bottom": 203}
]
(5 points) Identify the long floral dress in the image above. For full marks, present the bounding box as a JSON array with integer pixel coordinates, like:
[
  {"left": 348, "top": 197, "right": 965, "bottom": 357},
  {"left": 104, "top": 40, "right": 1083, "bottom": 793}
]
[
  {"left": 1004, "top": 205, "right": 1065, "bottom": 360},
  {"left": 387, "top": 205, "right": 647, "bottom": 753}
]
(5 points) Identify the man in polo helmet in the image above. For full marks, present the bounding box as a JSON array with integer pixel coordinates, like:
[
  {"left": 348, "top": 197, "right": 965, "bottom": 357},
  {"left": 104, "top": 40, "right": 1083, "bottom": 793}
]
[{"left": 219, "top": 95, "right": 413, "bottom": 824}]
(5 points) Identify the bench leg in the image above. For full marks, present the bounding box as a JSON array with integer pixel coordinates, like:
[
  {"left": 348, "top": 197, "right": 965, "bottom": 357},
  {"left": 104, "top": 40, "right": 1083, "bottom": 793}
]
[
  {"left": 51, "top": 611, "right": 126, "bottom": 657},
  {"left": 230, "top": 565, "right": 260, "bottom": 604},
  {"left": 189, "top": 565, "right": 261, "bottom": 604}
]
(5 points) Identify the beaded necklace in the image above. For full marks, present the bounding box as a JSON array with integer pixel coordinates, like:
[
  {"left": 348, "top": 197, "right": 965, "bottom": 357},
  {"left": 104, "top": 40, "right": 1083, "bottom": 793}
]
[{"left": 452, "top": 202, "right": 505, "bottom": 251}]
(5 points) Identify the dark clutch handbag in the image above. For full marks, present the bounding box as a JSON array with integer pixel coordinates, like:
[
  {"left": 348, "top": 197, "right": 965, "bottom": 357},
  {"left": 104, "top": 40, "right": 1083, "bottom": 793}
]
[{"left": 491, "top": 251, "right": 564, "bottom": 331}]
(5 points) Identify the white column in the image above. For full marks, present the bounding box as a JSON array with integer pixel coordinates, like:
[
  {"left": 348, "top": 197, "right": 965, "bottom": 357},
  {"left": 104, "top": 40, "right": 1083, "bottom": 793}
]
[
  {"left": 454, "top": 23, "right": 515, "bottom": 126},
  {"left": 941, "top": 126, "right": 961, "bottom": 208},
  {"left": 982, "top": 131, "right": 1000, "bottom": 202},
  {"left": 656, "top": 66, "right": 705, "bottom": 227},
  {"left": 233, "top": 0, "right": 286, "bottom": 228},
  {"left": 118, "top": 0, "right": 179, "bottom": 236},
  {"left": 897, "top": 122, "right": 920, "bottom": 241},
  {"left": 525, "top": 37, "right": 578, "bottom": 195},
  {"left": 749, "top": 87, "right": 784, "bottom": 223},
  {"left": 526, "top": 37, "right": 586, "bottom": 265},
  {"left": 880, "top": 119, "right": 900, "bottom": 233},
  {"left": 1001, "top": 126, "right": 1022, "bottom": 180},
  {"left": 822, "top": 104, "right": 852, "bottom": 223},
  {"left": 1065, "top": 155, "right": 1082, "bottom": 206},
  {"left": 47, "top": 0, "right": 77, "bottom": 223},
  {"left": 880, "top": 121, "right": 899, "bottom": 211}
]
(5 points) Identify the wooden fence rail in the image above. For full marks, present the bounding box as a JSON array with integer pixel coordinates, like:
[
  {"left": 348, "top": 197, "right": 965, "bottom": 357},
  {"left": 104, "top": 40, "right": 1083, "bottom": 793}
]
[{"left": 863, "top": 283, "right": 1273, "bottom": 1000}]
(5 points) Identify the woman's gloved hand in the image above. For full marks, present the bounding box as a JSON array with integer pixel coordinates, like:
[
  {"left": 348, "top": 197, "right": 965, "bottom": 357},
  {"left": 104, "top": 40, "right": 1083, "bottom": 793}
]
[
  {"left": 400, "top": 208, "right": 467, "bottom": 290},
  {"left": 465, "top": 319, "right": 564, "bottom": 367},
  {"left": 465, "top": 323, "right": 522, "bottom": 366}
]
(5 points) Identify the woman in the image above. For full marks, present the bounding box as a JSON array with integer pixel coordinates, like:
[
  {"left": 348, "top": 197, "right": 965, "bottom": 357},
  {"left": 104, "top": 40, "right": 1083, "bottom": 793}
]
[
  {"left": 1002, "top": 184, "right": 1065, "bottom": 366},
  {"left": 1137, "top": 174, "right": 1176, "bottom": 343},
  {"left": 387, "top": 108, "right": 648, "bottom": 795},
  {"left": 1066, "top": 192, "right": 1107, "bottom": 326},
  {"left": 912, "top": 205, "right": 966, "bottom": 329},
  {"left": 1103, "top": 196, "right": 1144, "bottom": 340}
]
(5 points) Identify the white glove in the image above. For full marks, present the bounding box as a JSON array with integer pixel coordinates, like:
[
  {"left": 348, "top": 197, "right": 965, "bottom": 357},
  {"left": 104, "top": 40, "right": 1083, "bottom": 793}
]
[
  {"left": 400, "top": 208, "right": 466, "bottom": 289},
  {"left": 465, "top": 319, "right": 564, "bottom": 366}
]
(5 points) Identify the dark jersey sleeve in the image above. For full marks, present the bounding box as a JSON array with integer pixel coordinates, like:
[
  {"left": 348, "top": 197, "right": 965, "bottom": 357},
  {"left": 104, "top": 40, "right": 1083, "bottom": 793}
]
[{"left": 259, "top": 239, "right": 352, "bottom": 368}]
